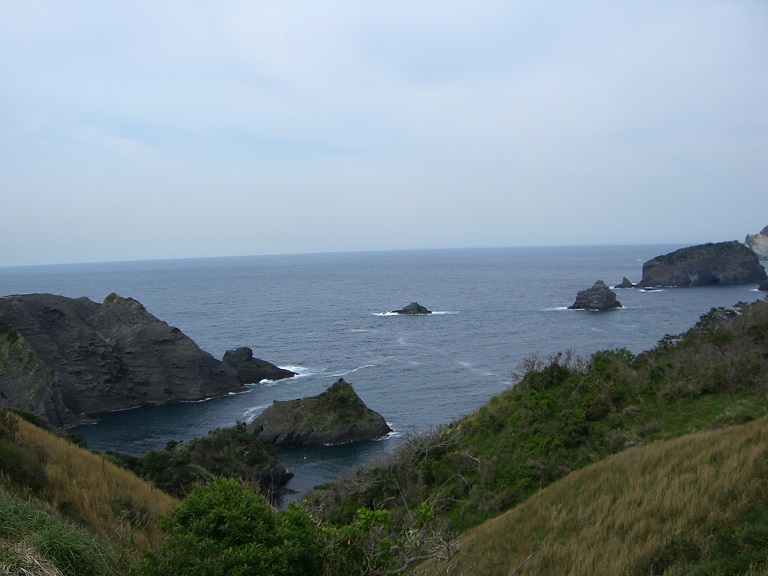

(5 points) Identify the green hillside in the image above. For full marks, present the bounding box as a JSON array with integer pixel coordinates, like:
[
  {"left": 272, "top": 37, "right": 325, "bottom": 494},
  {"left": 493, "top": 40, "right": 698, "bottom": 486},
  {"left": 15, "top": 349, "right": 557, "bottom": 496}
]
[{"left": 424, "top": 413, "right": 768, "bottom": 575}]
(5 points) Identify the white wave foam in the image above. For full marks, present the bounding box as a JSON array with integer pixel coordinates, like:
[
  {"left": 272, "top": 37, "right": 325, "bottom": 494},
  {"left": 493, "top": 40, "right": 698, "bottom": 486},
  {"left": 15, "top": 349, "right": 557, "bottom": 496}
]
[
  {"left": 329, "top": 362, "right": 378, "bottom": 378},
  {"left": 242, "top": 404, "right": 271, "bottom": 422},
  {"left": 376, "top": 427, "right": 400, "bottom": 440},
  {"left": 374, "top": 310, "right": 457, "bottom": 316}
]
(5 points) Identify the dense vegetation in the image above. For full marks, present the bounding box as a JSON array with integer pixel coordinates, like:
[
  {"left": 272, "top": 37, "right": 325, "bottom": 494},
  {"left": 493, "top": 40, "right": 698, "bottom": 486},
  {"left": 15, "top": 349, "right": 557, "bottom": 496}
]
[
  {"left": 1, "top": 296, "right": 767, "bottom": 575},
  {"left": 107, "top": 423, "right": 288, "bottom": 499}
]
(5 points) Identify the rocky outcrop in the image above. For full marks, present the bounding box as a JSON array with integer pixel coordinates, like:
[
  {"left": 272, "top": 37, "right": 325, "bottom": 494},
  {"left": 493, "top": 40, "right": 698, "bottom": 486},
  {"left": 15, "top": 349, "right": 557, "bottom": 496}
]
[
  {"left": 223, "top": 347, "right": 296, "bottom": 384},
  {"left": 0, "top": 293, "right": 246, "bottom": 426},
  {"left": 637, "top": 242, "right": 768, "bottom": 288},
  {"left": 759, "top": 279, "right": 768, "bottom": 292},
  {"left": 615, "top": 277, "right": 635, "bottom": 289},
  {"left": 745, "top": 225, "right": 768, "bottom": 261},
  {"left": 568, "top": 281, "right": 622, "bottom": 311},
  {"left": 392, "top": 302, "right": 432, "bottom": 315},
  {"left": 247, "top": 378, "right": 391, "bottom": 446}
]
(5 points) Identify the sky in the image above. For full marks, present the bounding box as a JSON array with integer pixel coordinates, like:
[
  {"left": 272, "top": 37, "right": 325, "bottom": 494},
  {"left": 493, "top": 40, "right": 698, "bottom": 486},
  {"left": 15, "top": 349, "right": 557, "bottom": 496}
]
[{"left": 1, "top": 1, "right": 767, "bottom": 266}]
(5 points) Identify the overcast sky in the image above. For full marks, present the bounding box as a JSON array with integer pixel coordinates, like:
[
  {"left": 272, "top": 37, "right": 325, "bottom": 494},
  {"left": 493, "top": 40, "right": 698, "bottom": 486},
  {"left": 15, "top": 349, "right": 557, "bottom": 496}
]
[{"left": 1, "top": 1, "right": 766, "bottom": 266}]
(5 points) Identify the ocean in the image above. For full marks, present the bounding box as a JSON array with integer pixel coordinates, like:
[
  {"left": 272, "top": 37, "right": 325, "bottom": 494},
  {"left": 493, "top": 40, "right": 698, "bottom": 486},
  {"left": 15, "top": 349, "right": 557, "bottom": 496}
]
[{"left": 1, "top": 245, "right": 765, "bottom": 499}]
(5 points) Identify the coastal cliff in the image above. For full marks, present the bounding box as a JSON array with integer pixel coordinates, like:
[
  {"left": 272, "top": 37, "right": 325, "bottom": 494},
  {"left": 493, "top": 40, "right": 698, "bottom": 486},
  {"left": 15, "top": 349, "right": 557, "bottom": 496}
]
[
  {"left": 745, "top": 225, "right": 768, "bottom": 261},
  {"left": 0, "top": 293, "right": 246, "bottom": 426},
  {"left": 637, "top": 241, "right": 767, "bottom": 288}
]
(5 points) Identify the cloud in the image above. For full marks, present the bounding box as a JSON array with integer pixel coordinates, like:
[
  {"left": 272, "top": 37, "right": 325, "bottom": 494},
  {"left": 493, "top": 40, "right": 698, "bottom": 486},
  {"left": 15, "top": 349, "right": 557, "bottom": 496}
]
[{"left": 1, "top": 1, "right": 767, "bottom": 265}]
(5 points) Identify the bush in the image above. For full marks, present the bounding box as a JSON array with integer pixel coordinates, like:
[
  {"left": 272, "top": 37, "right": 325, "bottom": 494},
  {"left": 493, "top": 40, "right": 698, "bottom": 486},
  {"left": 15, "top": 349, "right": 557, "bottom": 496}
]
[
  {"left": 0, "top": 441, "right": 47, "bottom": 493},
  {"left": 138, "top": 477, "right": 321, "bottom": 576}
]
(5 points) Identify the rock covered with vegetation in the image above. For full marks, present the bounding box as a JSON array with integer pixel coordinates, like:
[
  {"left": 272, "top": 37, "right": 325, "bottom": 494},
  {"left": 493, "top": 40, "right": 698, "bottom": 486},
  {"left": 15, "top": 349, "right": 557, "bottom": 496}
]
[
  {"left": 638, "top": 241, "right": 767, "bottom": 287},
  {"left": 247, "top": 378, "right": 392, "bottom": 446},
  {"left": 0, "top": 293, "right": 246, "bottom": 426},
  {"left": 568, "top": 280, "right": 622, "bottom": 310}
]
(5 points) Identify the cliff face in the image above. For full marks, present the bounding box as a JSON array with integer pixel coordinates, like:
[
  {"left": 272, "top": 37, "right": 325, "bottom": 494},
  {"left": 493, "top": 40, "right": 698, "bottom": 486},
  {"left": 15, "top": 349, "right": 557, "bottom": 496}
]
[
  {"left": 0, "top": 293, "right": 245, "bottom": 426},
  {"left": 638, "top": 241, "right": 768, "bottom": 288},
  {"left": 247, "top": 378, "right": 391, "bottom": 446},
  {"left": 745, "top": 225, "right": 768, "bottom": 261}
]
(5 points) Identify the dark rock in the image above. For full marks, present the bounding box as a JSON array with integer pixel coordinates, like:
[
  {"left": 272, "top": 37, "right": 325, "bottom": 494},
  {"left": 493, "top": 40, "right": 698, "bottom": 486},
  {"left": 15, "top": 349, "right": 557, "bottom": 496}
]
[
  {"left": 637, "top": 241, "right": 768, "bottom": 288},
  {"left": 223, "top": 347, "right": 296, "bottom": 384},
  {"left": 392, "top": 302, "right": 432, "bottom": 315},
  {"left": 568, "top": 280, "right": 622, "bottom": 311},
  {"left": 247, "top": 378, "right": 391, "bottom": 446},
  {"left": 0, "top": 293, "right": 246, "bottom": 426},
  {"left": 615, "top": 277, "right": 635, "bottom": 289},
  {"left": 759, "top": 279, "right": 768, "bottom": 292}
]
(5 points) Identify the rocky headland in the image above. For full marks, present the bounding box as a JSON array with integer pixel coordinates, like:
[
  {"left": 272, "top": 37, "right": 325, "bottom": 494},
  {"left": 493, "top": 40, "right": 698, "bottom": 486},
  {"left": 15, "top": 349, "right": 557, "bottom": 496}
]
[
  {"left": 247, "top": 378, "right": 392, "bottom": 446},
  {"left": 745, "top": 225, "right": 768, "bottom": 261},
  {"left": 0, "top": 293, "right": 288, "bottom": 426},
  {"left": 568, "top": 280, "right": 622, "bottom": 311},
  {"left": 637, "top": 241, "right": 768, "bottom": 288}
]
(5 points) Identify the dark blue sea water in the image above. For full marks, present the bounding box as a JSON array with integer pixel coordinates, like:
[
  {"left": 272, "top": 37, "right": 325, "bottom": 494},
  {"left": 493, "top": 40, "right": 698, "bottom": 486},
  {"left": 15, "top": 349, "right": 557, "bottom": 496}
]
[{"left": 1, "top": 246, "right": 765, "bottom": 498}]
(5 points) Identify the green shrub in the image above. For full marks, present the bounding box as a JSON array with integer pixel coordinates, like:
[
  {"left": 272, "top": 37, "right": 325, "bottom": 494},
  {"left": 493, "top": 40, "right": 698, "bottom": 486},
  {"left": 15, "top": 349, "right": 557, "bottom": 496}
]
[
  {"left": 0, "top": 441, "right": 47, "bottom": 493},
  {"left": 138, "top": 477, "right": 321, "bottom": 576}
]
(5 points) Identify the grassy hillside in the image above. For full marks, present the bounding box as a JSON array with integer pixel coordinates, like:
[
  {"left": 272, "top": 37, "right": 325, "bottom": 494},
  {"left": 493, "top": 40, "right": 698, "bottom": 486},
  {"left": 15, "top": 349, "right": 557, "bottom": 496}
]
[
  {"left": 425, "top": 414, "right": 768, "bottom": 575},
  {"left": 307, "top": 299, "right": 768, "bottom": 533},
  {"left": 0, "top": 410, "right": 175, "bottom": 574}
]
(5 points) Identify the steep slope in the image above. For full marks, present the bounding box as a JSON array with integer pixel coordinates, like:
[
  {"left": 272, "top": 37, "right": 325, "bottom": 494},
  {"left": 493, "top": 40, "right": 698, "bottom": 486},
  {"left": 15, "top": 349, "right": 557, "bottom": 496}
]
[{"left": 428, "top": 415, "right": 768, "bottom": 575}]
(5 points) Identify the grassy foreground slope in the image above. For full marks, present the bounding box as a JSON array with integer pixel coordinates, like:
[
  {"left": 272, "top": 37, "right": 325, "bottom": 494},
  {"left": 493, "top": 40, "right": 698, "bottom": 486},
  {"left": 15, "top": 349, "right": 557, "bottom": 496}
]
[
  {"left": 308, "top": 299, "right": 768, "bottom": 533},
  {"left": 426, "top": 414, "right": 768, "bottom": 575},
  {"left": 0, "top": 411, "right": 175, "bottom": 574}
]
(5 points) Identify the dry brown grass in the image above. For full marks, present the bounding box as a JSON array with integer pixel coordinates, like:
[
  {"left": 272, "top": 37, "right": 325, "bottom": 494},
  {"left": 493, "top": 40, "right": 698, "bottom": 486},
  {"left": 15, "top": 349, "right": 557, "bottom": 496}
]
[
  {"left": 13, "top": 417, "right": 175, "bottom": 552},
  {"left": 424, "top": 415, "right": 768, "bottom": 576},
  {"left": 0, "top": 539, "right": 64, "bottom": 576}
]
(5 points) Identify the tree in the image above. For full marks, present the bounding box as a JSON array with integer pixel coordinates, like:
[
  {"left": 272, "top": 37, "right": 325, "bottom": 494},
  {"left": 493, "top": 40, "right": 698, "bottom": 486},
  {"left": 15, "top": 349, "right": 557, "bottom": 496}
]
[{"left": 137, "top": 477, "right": 321, "bottom": 576}]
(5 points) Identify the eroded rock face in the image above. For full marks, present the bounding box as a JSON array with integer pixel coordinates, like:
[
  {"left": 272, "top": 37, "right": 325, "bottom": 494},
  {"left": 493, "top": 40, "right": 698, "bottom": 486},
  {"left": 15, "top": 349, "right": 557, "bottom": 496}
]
[
  {"left": 392, "top": 302, "right": 432, "bottom": 315},
  {"left": 223, "top": 347, "right": 296, "bottom": 384},
  {"left": 0, "top": 293, "right": 245, "bottom": 426},
  {"left": 637, "top": 242, "right": 768, "bottom": 288},
  {"left": 568, "top": 280, "right": 622, "bottom": 311},
  {"left": 745, "top": 225, "right": 768, "bottom": 261},
  {"left": 247, "top": 378, "right": 391, "bottom": 446}
]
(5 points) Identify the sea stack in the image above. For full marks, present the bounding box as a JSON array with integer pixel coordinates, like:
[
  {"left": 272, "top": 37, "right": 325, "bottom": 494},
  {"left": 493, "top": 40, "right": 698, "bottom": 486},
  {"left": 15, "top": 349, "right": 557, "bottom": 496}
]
[
  {"left": 392, "top": 302, "right": 432, "bottom": 315},
  {"left": 568, "top": 281, "right": 622, "bottom": 311},
  {"left": 247, "top": 378, "right": 392, "bottom": 446}
]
